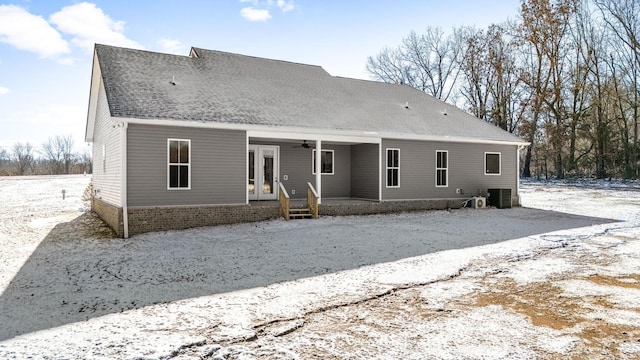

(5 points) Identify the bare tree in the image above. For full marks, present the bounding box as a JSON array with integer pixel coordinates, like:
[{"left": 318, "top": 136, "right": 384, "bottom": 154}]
[
  {"left": 11, "top": 142, "right": 34, "bottom": 175},
  {"left": 41, "top": 134, "right": 76, "bottom": 175},
  {"left": 457, "top": 26, "right": 493, "bottom": 120},
  {"left": 595, "top": 0, "right": 640, "bottom": 178},
  {"left": 0, "top": 148, "right": 10, "bottom": 175},
  {"left": 367, "top": 27, "right": 462, "bottom": 102},
  {"left": 366, "top": 47, "right": 411, "bottom": 85},
  {"left": 79, "top": 145, "right": 93, "bottom": 174},
  {"left": 457, "top": 23, "right": 525, "bottom": 133},
  {"left": 516, "top": 0, "right": 577, "bottom": 178}
]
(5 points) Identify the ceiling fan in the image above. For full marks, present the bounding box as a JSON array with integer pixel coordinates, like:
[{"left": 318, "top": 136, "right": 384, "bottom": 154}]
[{"left": 293, "top": 140, "right": 314, "bottom": 149}]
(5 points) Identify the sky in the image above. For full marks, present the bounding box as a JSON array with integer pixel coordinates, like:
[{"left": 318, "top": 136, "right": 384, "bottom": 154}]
[{"left": 0, "top": 0, "right": 522, "bottom": 154}]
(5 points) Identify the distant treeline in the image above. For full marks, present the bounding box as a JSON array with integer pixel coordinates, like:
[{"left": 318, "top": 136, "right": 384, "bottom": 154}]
[
  {"left": 0, "top": 134, "right": 92, "bottom": 176},
  {"left": 367, "top": 0, "right": 639, "bottom": 179}
]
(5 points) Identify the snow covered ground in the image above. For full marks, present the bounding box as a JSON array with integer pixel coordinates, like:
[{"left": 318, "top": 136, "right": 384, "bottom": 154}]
[{"left": 0, "top": 175, "right": 638, "bottom": 359}]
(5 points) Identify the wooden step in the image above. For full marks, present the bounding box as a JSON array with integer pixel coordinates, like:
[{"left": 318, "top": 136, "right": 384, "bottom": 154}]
[
  {"left": 289, "top": 208, "right": 310, "bottom": 213},
  {"left": 288, "top": 208, "right": 313, "bottom": 219},
  {"left": 289, "top": 213, "right": 313, "bottom": 219}
]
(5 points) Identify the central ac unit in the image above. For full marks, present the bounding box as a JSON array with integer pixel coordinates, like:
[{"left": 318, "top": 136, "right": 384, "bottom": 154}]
[{"left": 471, "top": 196, "right": 486, "bottom": 209}]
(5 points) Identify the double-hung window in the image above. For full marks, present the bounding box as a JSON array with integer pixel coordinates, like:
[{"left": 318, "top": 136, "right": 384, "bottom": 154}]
[
  {"left": 436, "top": 150, "right": 448, "bottom": 187},
  {"left": 168, "top": 139, "right": 191, "bottom": 189},
  {"left": 485, "top": 152, "right": 501, "bottom": 175},
  {"left": 312, "top": 149, "right": 334, "bottom": 175},
  {"left": 386, "top": 148, "right": 400, "bottom": 188}
]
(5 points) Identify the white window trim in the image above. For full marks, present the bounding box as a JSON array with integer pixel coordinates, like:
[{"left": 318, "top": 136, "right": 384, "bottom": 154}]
[
  {"left": 386, "top": 148, "right": 400, "bottom": 188},
  {"left": 484, "top": 151, "right": 501, "bottom": 176},
  {"left": 102, "top": 144, "right": 106, "bottom": 173},
  {"left": 436, "top": 150, "right": 448, "bottom": 188},
  {"left": 167, "top": 138, "right": 192, "bottom": 190},
  {"left": 312, "top": 149, "right": 334, "bottom": 175}
]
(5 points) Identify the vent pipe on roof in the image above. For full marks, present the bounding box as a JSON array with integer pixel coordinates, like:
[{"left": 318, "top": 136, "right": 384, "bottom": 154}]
[
  {"left": 405, "top": 101, "right": 409, "bottom": 109},
  {"left": 170, "top": 76, "right": 176, "bottom": 86}
]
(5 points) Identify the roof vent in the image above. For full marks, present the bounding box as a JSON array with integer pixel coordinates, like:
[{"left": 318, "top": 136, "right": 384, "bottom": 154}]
[
  {"left": 443, "top": 109, "right": 448, "bottom": 116},
  {"left": 170, "top": 76, "right": 176, "bottom": 86},
  {"left": 405, "top": 101, "right": 409, "bottom": 109}
]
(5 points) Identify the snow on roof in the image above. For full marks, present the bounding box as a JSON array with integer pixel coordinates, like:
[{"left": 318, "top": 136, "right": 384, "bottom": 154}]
[{"left": 93, "top": 44, "right": 525, "bottom": 144}]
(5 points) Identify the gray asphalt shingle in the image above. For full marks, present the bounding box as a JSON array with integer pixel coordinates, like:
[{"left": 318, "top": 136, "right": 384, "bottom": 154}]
[{"left": 96, "top": 44, "right": 524, "bottom": 143}]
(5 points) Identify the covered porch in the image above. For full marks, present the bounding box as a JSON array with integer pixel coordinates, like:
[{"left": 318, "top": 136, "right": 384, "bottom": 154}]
[{"left": 247, "top": 131, "right": 382, "bottom": 205}]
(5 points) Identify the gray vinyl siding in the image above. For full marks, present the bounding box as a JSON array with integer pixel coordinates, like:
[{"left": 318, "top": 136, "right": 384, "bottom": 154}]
[
  {"left": 127, "top": 124, "right": 246, "bottom": 206},
  {"left": 351, "top": 144, "right": 379, "bottom": 199},
  {"left": 322, "top": 145, "right": 351, "bottom": 198},
  {"left": 277, "top": 142, "right": 311, "bottom": 199},
  {"left": 91, "top": 79, "right": 122, "bottom": 207},
  {"left": 381, "top": 139, "right": 517, "bottom": 201},
  {"left": 252, "top": 141, "right": 351, "bottom": 199}
]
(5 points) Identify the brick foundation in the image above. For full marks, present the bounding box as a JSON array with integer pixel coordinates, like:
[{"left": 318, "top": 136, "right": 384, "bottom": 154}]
[
  {"left": 92, "top": 198, "right": 486, "bottom": 238},
  {"left": 126, "top": 204, "right": 278, "bottom": 236},
  {"left": 91, "top": 198, "right": 124, "bottom": 237},
  {"left": 319, "top": 199, "right": 464, "bottom": 217}
]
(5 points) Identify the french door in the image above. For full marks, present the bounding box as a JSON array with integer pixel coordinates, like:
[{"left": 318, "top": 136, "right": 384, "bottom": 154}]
[{"left": 248, "top": 145, "right": 279, "bottom": 200}]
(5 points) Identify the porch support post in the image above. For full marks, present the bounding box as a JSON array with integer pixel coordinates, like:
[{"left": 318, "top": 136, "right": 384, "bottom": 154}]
[
  {"left": 379, "top": 142, "right": 383, "bottom": 202},
  {"left": 315, "top": 139, "right": 322, "bottom": 204}
]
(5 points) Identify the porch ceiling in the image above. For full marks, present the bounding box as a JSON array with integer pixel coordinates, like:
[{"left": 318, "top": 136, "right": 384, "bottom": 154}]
[{"left": 249, "top": 137, "right": 365, "bottom": 146}]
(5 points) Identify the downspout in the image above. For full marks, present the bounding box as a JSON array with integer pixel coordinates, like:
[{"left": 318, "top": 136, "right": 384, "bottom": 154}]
[
  {"left": 121, "top": 121, "right": 129, "bottom": 238},
  {"left": 516, "top": 144, "right": 524, "bottom": 206},
  {"left": 246, "top": 134, "right": 249, "bottom": 204}
]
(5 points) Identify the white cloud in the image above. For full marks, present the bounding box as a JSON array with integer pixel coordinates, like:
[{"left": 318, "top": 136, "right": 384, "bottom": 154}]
[
  {"left": 239, "top": 0, "right": 295, "bottom": 21},
  {"left": 0, "top": 5, "right": 70, "bottom": 58},
  {"left": 0, "top": 86, "right": 10, "bottom": 95},
  {"left": 158, "top": 38, "right": 184, "bottom": 55},
  {"left": 240, "top": 7, "right": 271, "bottom": 22},
  {"left": 49, "top": 2, "right": 143, "bottom": 53},
  {"left": 276, "top": 0, "right": 295, "bottom": 12}
]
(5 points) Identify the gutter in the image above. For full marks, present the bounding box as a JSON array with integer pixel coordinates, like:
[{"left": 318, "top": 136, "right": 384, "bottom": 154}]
[{"left": 114, "top": 117, "right": 528, "bottom": 147}]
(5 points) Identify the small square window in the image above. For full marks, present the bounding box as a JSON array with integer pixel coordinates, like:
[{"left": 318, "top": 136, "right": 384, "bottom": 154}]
[
  {"left": 485, "top": 152, "right": 501, "bottom": 175},
  {"left": 312, "top": 149, "right": 334, "bottom": 175}
]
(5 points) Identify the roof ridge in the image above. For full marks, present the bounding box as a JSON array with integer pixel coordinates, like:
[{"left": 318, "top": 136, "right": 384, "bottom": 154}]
[
  {"left": 190, "top": 47, "right": 330, "bottom": 74},
  {"left": 95, "top": 43, "right": 191, "bottom": 58}
]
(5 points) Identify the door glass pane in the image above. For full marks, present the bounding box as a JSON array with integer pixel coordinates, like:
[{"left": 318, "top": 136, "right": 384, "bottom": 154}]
[
  {"left": 263, "top": 152, "right": 274, "bottom": 195},
  {"left": 248, "top": 150, "right": 255, "bottom": 194}
]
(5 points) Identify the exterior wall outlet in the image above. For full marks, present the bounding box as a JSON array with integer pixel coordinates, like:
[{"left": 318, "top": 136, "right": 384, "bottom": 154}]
[
  {"left": 456, "top": 188, "right": 461, "bottom": 194},
  {"left": 283, "top": 174, "right": 288, "bottom": 181},
  {"left": 291, "top": 189, "right": 295, "bottom": 195}
]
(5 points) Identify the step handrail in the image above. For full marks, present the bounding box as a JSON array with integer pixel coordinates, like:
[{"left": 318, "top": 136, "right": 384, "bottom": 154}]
[
  {"left": 279, "top": 182, "right": 290, "bottom": 220},
  {"left": 307, "top": 182, "right": 319, "bottom": 219}
]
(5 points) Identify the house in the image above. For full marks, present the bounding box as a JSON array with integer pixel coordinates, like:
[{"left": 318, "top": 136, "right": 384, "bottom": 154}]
[{"left": 85, "top": 44, "right": 528, "bottom": 238}]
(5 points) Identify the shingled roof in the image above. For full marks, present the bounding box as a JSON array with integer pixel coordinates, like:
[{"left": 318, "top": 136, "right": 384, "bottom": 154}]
[{"left": 92, "top": 44, "right": 525, "bottom": 144}]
